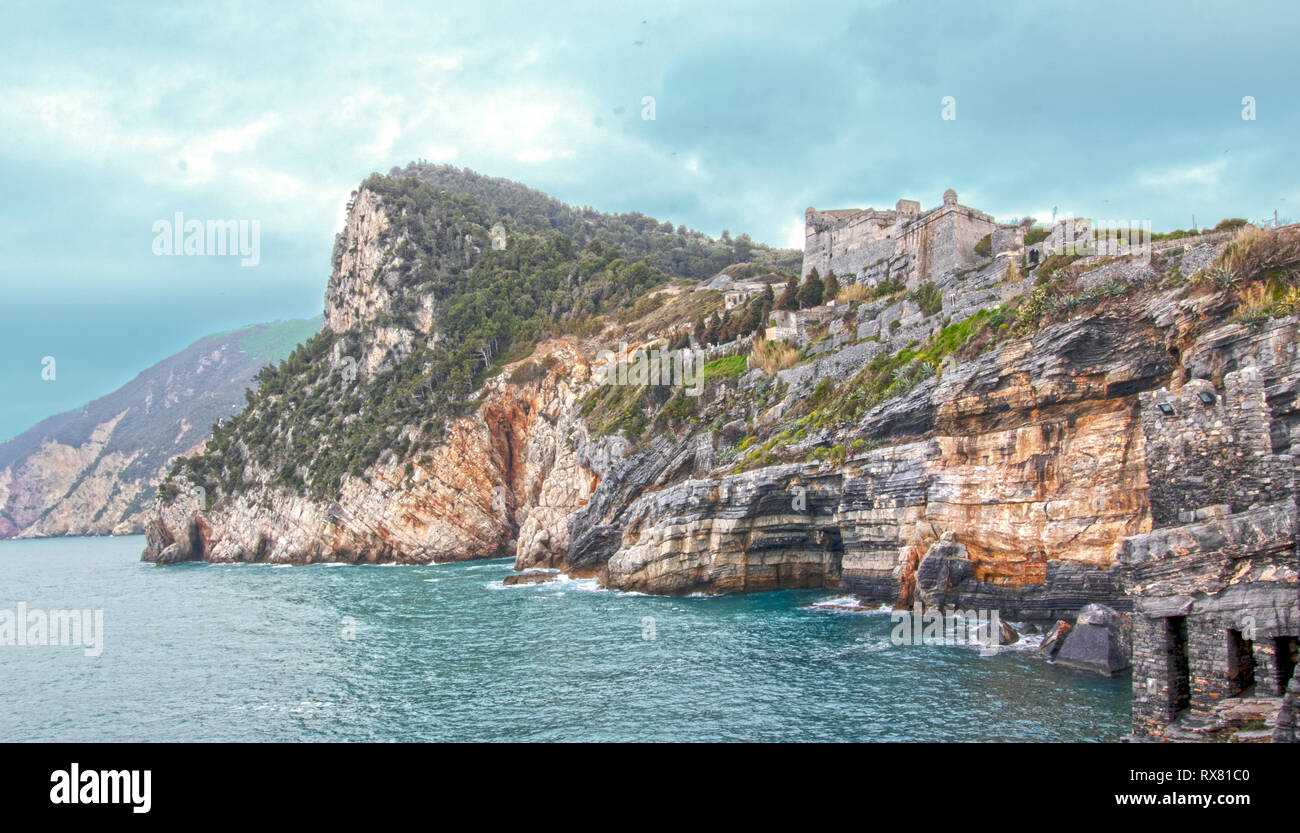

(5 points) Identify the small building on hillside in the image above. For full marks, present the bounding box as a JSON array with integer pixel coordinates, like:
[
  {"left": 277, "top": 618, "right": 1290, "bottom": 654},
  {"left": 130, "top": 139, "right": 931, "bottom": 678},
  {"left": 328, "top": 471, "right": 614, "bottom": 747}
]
[{"left": 723, "top": 280, "right": 769, "bottom": 310}]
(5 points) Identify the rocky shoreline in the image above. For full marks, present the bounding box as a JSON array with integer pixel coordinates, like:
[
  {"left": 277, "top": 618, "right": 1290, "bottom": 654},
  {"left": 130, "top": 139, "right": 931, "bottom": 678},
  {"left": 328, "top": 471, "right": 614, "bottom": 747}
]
[{"left": 141, "top": 171, "right": 1300, "bottom": 739}]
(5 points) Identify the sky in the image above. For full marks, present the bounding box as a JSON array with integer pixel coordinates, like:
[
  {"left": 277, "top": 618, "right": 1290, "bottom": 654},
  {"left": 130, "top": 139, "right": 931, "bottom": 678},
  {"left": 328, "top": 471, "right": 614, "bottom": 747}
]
[{"left": 2, "top": 0, "right": 1298, "bottom": 440}]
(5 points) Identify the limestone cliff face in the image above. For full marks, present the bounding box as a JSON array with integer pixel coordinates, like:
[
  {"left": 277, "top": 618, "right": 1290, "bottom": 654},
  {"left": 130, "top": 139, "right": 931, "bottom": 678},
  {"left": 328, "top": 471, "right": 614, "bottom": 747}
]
[
  {"left": 146, "top": 341, "right": 612, "bottom": 565},
  {"left": 567, "top": 313, "right": 1167, "bottom": 615},
  {"left": 0, "top": 412, "right": 142, "bottom": 538},
  {"left": 323, "top": 188, "right": 438, "bottom": 377}
]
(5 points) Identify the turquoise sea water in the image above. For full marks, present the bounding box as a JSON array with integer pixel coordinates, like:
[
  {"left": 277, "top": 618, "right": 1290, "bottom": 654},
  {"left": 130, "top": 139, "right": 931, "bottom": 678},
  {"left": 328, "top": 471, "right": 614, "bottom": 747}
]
[{"left": 1, "top": 536, "right": 1130, "bottom": 742}]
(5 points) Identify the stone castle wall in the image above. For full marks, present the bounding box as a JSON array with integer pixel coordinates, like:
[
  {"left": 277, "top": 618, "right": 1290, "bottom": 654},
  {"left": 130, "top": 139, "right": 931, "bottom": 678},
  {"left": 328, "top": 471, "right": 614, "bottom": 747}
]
[
  {"left": 802, "top": 206, "right": 902, "bottom": 282},
  {"left": 802, "top": 191, "right": 998, "bottom": 289},
  {"left": 1140, "top": 368, "right": 1294, "bottom": 526}
]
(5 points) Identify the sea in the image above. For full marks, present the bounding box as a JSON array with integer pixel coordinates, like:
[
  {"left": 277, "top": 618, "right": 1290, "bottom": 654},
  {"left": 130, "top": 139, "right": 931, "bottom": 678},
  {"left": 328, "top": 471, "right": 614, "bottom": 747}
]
[{"left": 0, "top": 535, "right": 1130, "bottom": 742}]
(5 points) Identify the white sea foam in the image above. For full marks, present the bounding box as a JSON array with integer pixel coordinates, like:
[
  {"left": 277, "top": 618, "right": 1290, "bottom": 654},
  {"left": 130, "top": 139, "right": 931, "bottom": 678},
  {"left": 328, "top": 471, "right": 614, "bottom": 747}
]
[
  {"left": 809, "top": 596, "right": 892, "bottom": 614},
  {"left": 999, "top": 632, "right": 1046, "bottom": 652}
]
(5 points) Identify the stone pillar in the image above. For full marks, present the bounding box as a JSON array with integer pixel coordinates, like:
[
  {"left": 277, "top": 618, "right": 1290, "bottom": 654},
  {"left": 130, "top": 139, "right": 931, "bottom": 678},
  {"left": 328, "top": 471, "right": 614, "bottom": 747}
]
[
  {"left": 1131, "top": 615, "right": 1173, "bottom": 736},
  {"left": 1188, "top": 617, "right": 1230, "bottom": 716},
  {"left": 1254, "top": 637, "right": 1283, "bottom": 697}
]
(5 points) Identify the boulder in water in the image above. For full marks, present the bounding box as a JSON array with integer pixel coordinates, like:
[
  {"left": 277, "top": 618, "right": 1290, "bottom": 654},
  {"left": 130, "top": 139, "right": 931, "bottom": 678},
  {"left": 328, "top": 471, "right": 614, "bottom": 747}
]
[
  {"left": 503, "top": 569, "right": 561, "bottom": 586},
  {"left": 1054, "top": 604, "right": 1131, "bottom": 676}
]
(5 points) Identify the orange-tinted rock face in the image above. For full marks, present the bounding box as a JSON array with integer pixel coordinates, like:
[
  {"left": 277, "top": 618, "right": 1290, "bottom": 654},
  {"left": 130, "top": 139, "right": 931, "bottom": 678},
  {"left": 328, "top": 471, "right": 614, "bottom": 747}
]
[
  {"left": 591, "top": 400, "right": 1151, "bottom": 604},
  {"left": 926, "top": 400, "right": 1151, "bottom": 583},
  {"left": 146, "top": 341, "right": 609, "bottom": 566},
  {"left": 580, "top": 312, "right": 1175, "bottom": 613}
]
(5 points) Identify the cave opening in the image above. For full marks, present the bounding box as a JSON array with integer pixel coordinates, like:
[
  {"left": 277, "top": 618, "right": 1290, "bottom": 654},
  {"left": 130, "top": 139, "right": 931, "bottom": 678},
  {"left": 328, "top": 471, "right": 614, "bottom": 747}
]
[
  {"left": 1166, "top": 616, "right": 1191, "bottom": 715},
  {"left": 1275, "top": 635, "right": 1299, "bottom": 693}
]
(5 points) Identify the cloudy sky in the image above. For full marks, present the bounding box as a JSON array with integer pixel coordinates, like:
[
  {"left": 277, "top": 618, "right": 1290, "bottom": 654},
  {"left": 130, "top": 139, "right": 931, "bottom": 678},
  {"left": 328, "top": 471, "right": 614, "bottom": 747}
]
[{"left": 2, "top": 0, "right": 1297, "bottom": 439}]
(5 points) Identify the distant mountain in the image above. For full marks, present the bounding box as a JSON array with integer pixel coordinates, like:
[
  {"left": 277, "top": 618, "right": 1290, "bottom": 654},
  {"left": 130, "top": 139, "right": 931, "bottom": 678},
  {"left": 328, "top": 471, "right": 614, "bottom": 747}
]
[{"left": 0, "top": 316, "right": 322, "bottom": 538}]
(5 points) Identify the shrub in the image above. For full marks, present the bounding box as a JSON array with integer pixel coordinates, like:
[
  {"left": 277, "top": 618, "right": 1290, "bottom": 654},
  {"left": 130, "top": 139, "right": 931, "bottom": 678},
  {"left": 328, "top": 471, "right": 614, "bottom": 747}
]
[
  {"left": 823, "top": 271, "right": 841, "bottom": 301},
  {"left": 1013, "top": 278, "right": 1133, "bottom": 333},
  {"left": 1277, "top": 286, "right": 1300, "bottom": 316},
  {"left": 777, "top": 276, "right": 799, "bottom": 310},
  {"left": 617, "top": 292, "right": 665, "bottom": 324},
  {"left": 507, "top": 356, "right": 554, "bottom": 385},
  {"left": 1231, "top": 284, "right": 1276, "bottom": 328},
  {"left": 908, "top": 281, "right": 943, "bottom": 317},
  {"left": 1210, "top": 267, "right": 1239, "bottom": 289},
  {"left": 870, "top": 279, "right": 906, "bottom": 299},
  {"left": 1024, "top": 227, "right": 1051, "bottom": 246},
  {"left": 799, "top": 271, "right": 824, "bottom": 308},
  {"left": 1217, "top": 225, "right": 1264, "bottom": 276},
  {"left": 810, "top": 378, "right": 837, "bottom": 405},
  {"left": 663, "top": 392, "right": 696, "bottom": 422},
  {"left": 1230, "top": 281, "right": 1300, "bottom": 327},
  {"left": 974, "top": 233, "right": 992, "bottom": 257},
  {"left": 1034, "top": 253, "right": 1081, "bottom": 284},
  {"left": 1215, "top": 225, "right": 1300, "bottom": 285}
]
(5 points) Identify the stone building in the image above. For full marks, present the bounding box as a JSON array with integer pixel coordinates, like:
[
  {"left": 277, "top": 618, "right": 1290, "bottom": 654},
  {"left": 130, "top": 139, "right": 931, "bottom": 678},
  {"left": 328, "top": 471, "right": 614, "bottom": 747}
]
[
  {"left": 801, "top": 189, "right": 1008, "bottom": 287},
  {"left": 723, "top": 280, "right": 768, "bottom": 310},
  {"left": 1120, "top": 366, "right": 1300, "bottom": 741},
  {"left": 765, "top": 306, "right": 837, "bottom": 347}
]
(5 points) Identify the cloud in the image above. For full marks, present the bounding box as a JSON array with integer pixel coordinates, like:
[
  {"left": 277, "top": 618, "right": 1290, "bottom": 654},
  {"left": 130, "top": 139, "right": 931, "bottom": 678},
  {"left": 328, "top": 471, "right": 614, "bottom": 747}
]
[
  {"left": 1138, "top": 161, "right": 1228, "bottom": 189},
  {"left": 1, "top": 0, "right": 1298, "bottom": 441},
  {"left": 783, "top": 219, "right": 806, "bottom": 249}
]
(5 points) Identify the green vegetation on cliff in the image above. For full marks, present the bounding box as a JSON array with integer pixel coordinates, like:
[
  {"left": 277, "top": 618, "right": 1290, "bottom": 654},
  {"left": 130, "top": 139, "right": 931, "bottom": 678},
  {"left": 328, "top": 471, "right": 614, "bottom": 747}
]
[{"left": 166, "top": 165, "right": 798, "bottom": 501}]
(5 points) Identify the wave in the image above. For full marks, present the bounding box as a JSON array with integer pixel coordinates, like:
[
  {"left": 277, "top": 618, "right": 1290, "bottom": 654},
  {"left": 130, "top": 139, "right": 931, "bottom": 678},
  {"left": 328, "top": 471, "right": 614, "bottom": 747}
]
[{"left": 808, "top": 595, "right": 893, "bottom": 614}]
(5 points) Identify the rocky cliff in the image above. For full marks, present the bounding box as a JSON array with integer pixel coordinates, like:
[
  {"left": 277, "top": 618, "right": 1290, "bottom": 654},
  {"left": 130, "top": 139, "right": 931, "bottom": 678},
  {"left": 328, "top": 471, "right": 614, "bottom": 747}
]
[
  {"left": 142, "top": 165, "right": 1299, "bottom": 628},
  {"left": 0, "top": 317, "right": 320, "bottom": 539}
]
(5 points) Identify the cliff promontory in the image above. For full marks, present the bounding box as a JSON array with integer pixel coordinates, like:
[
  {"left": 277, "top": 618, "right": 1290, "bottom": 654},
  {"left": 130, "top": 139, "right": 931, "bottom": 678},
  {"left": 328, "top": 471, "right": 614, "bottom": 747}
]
[{"left": 143, "top": 166, "right": 1299, "bottom": 631}]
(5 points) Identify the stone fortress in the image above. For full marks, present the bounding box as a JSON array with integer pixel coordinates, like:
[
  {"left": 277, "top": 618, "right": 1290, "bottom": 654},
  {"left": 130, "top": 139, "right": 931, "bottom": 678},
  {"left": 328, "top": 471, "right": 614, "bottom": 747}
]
[
  {"left": 763, "top": 190, "right": 1035, "bottom": 391},
  {"left": 760, "top": 191, "right": 1235, "bottom": 397},
  {"left": 802, "top": 189, "right": 1011, "bottom": 287}
]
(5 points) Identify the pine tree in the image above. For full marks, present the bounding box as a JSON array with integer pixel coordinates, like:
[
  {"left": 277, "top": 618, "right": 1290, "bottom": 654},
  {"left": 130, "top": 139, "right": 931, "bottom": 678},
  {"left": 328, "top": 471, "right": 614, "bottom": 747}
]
[
  {"left": 777, "top": 276, "right": 799, "bottom": 311},
  {"left": 799, "top": 271, "right": 824, "bottom": 309},
  {"left": 824, "top": 270, "right": 840, "bottom": 301},
  {"left": 705, "top": 312, "right": 722, "bottom": 345}
]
